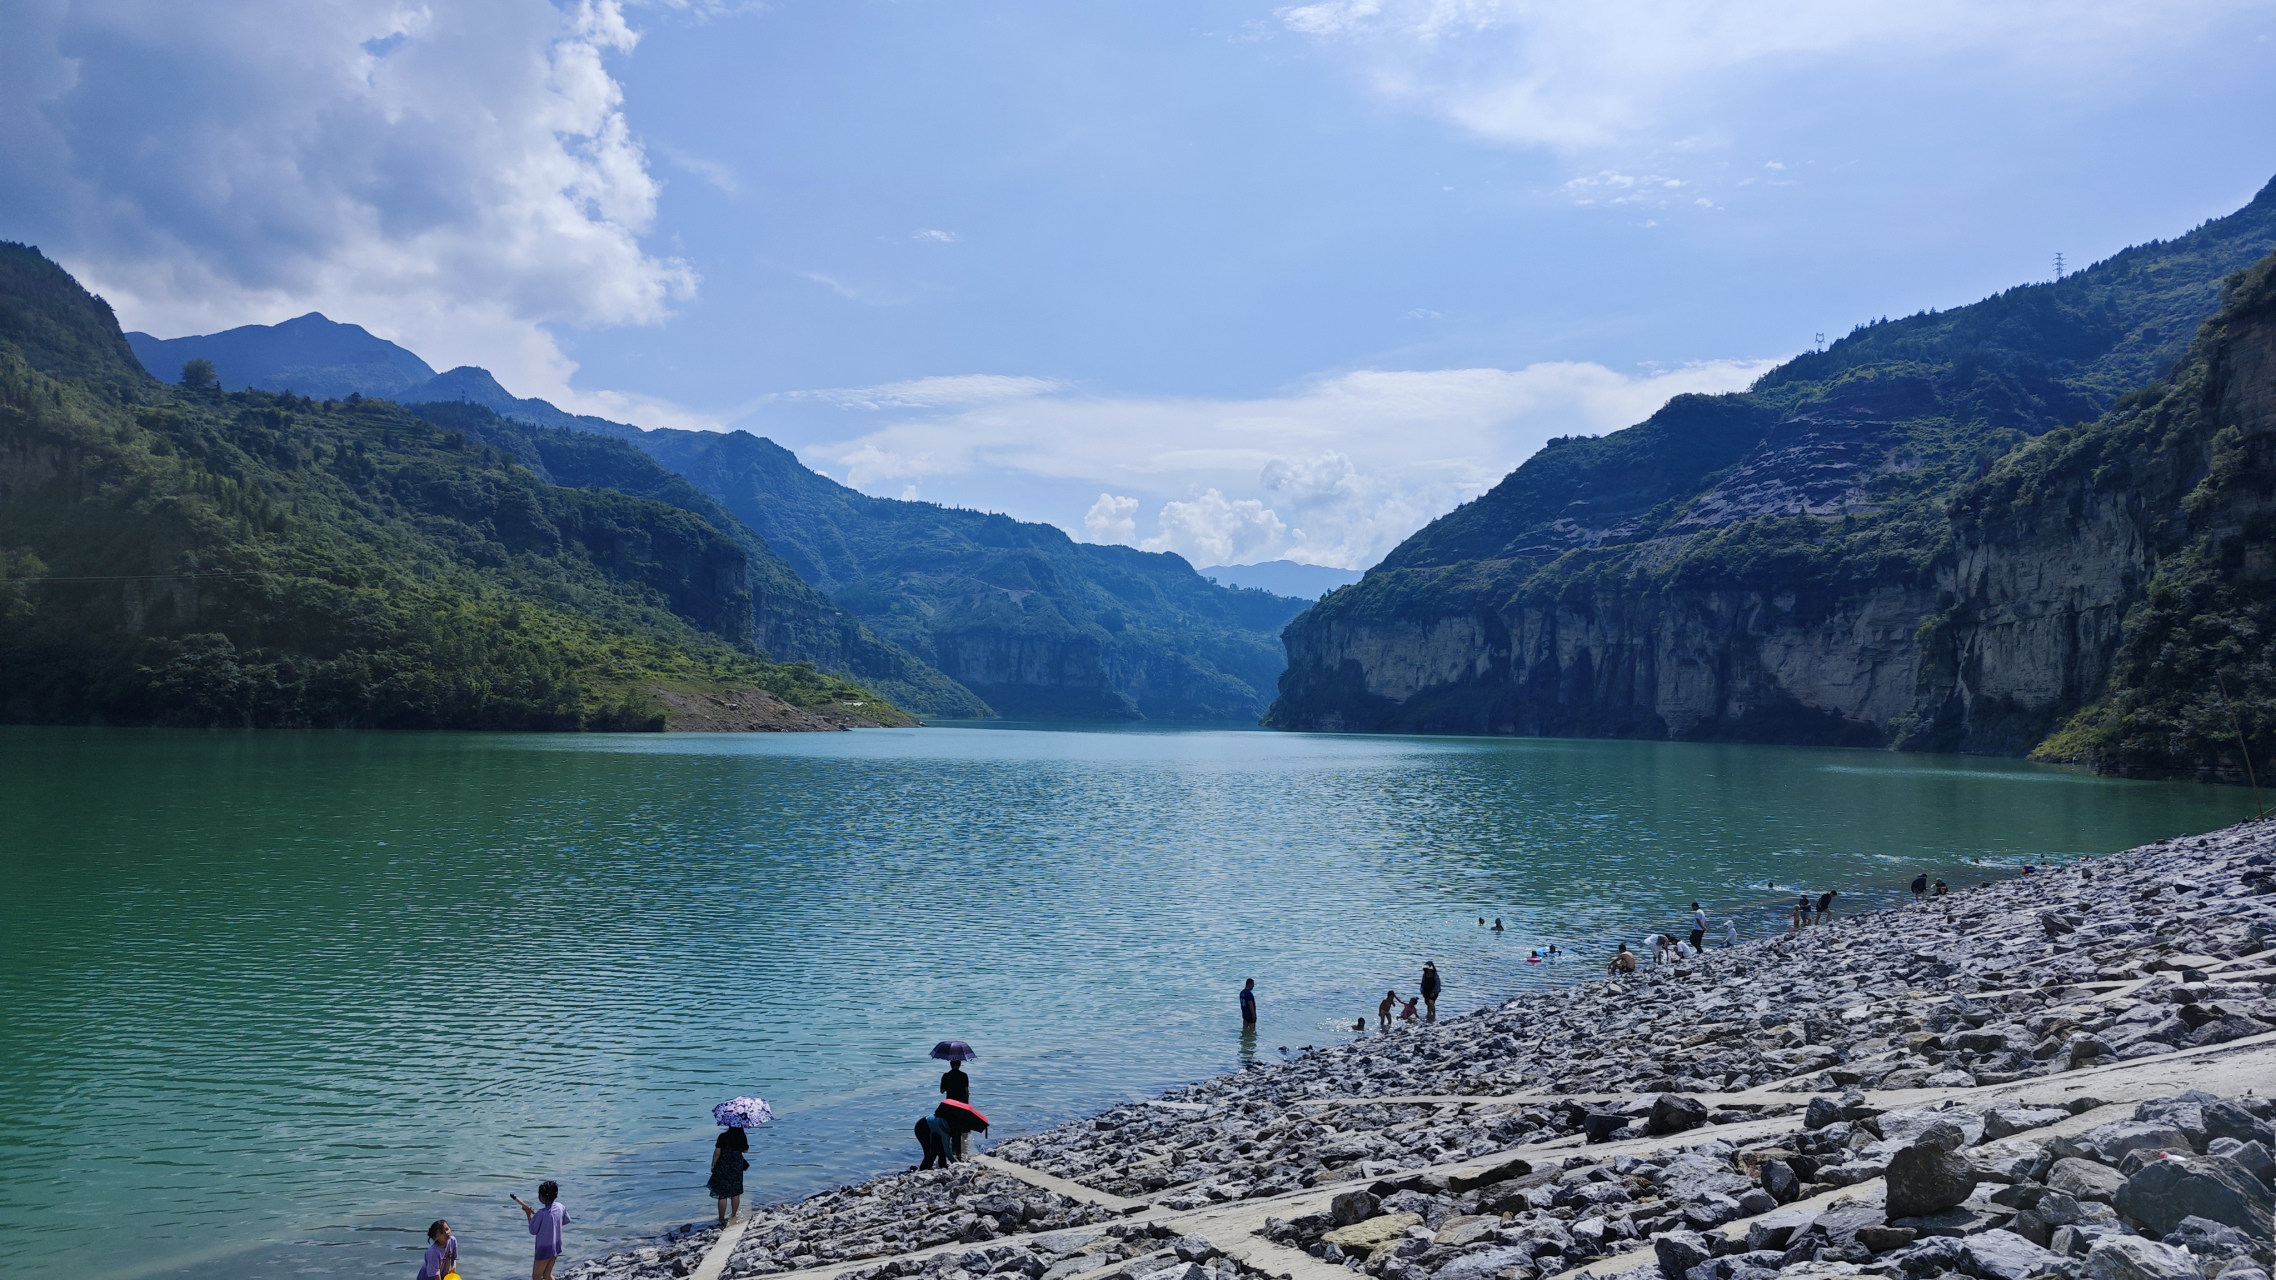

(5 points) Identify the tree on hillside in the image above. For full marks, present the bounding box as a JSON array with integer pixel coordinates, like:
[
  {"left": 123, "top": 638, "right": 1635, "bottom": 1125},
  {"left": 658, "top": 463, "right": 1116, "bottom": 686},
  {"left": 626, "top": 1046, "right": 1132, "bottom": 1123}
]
[{"left": 180, "top": 357, "right": 216, "bottom": 389}]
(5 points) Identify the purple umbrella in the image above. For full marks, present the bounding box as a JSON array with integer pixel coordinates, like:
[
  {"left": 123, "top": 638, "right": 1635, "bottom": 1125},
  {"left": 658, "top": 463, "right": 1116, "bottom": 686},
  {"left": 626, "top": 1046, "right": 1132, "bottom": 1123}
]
[
  {"left": 712, "top": 1096, "right": 773, "bottom": 1128},
  {"left": 930, "top": 1040, "right": 977, "bottom": 1062}
]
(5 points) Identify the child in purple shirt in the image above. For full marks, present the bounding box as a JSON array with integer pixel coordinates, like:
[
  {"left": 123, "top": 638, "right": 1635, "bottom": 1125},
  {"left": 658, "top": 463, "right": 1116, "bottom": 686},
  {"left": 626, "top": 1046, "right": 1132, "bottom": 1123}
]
[
  {"left": 418, "top": 1221, "right": 458, "bottom": 1280},
  {"left": 514, "top": 1181, "right": 570, "bottom": 1280}
]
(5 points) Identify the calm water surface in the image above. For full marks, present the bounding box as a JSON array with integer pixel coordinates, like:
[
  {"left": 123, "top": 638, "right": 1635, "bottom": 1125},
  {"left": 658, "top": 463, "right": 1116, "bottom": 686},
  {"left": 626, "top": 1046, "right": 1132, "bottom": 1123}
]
[{"left": 0, "top": 724, "right": 2257, "bottom": 1279}]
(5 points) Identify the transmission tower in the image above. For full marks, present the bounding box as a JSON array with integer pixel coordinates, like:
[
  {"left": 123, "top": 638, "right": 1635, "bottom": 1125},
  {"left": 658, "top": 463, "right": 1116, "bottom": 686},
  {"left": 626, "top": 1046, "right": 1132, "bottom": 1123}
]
[
  {"left": 1814, "top": 331, "right": 1825, "bottom": 352},
  {"left": 2054, "top": 252, "right": 2065, "bottom": 280}
]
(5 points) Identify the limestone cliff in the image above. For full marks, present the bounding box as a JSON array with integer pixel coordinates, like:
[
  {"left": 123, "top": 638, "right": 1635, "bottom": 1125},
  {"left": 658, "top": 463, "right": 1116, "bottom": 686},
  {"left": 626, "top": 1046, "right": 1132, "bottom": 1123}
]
[{"left": 1270, "top": 178, "right": 2276, "bottom": 778}]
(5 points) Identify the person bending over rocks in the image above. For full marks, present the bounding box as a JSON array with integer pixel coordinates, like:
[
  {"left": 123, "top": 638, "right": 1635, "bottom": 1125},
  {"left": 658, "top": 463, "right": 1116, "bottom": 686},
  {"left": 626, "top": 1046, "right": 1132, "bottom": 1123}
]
[
  {"left": 1815, "top": 889, "right": 1838, "bottom": 924},
  {"left": 1911, "top": 872, "right": 1929, "bottom": 900},
  {"left": 1609, "top": 943, "right": 1637, "bottom": 974}
]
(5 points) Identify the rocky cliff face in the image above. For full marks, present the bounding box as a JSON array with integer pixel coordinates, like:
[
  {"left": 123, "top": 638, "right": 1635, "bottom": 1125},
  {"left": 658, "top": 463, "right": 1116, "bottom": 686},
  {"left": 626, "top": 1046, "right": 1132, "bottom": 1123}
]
[
  {"left": 1920, "top": 256, "right": 2276, "bottom": 776},
  {"left": 1270, "top": 180, "right": 2276, "bottom": 777}
]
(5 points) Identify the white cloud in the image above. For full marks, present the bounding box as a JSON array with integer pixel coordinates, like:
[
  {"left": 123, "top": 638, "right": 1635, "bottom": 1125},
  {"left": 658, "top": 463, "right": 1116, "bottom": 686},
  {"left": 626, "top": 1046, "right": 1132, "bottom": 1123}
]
[
  {"left": 1273, "top": 0, "right": 2254, "bottom": 151},
  {"left": 1142, "top": 490, "right": 1289, "bottom": 565},
  {"left": 803, "top": 357, "right": 1777, "bottom": 569},
  {"left": 0, "top": 0, "right": 691, "bottom": 411},
  {"left": 1084, "top": 493, "right": 1140, "bottom": 544},
  {"left": 794, "top": 374, "right": 1063, "bottom": 412},
  {"left": 912, "top": 229, "right": 961, "bottom": 243}
]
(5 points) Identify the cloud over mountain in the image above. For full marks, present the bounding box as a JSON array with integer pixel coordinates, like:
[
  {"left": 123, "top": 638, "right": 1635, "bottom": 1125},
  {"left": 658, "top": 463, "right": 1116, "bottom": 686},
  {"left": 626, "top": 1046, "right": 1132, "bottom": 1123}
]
[{"left": 0, "top": 0, "right": 688, "bottom": 409}]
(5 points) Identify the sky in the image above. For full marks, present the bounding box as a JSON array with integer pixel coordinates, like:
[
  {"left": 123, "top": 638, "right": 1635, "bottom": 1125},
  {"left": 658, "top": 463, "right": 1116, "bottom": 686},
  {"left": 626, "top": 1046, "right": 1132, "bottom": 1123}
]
[{"left": 4, "top": 1, "right": 2274, "bottom": 569}]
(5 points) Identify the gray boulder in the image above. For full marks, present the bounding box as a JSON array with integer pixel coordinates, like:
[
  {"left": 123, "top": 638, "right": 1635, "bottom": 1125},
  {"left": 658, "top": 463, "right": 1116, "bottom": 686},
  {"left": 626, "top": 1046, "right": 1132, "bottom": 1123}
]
[
  {"left": 2132, "top": 1100, "right": 2209, "bottom": 1150},
  {"left": 1886, "top": 1131, "right": 1983, "bottom": 1219},
  {"left": 2049, "top": 1159, "right": 2129, "bottom": 1203},
  {"left": 1329, "top": 1189, "right": 1380, "bottom": 1226},
  {"left": 1961, "top": 1229, "right": 2074, "bottom": 1280},
  {"left": 1649, "top": 1094, "right": 1710, "bottom": 1137},
  {"left": 1985, "top": 1106, "right": 2071, "bottom": 1141},
  {"left": 2083, "top": 1237, "right": 2204, "bottom": 1280},
  {"left": 2207, "top": 1138, "right": 2273, "bottom": 1188},
  {"left": 1806, "top": 1096, "right": 1845, "bottom": 1130},
  {"left": 2113, "top": 1154, "right": 2273, "bottom": 1235},
  {"left": 1655, "top": 1231, "right": 1714, "bottom": 1280},
  {"left": 2163, "top": 1216, "right": 2255, "bottom": 1258},
  {"left": 2077, "top": 1122, "right": 2199, "bottom": 1166},
  {"left": 2204, "top": 1101, "right": 2275, "bottom": 1148},
  {"left": 1433, "top": 1246, "right": 1536, "bottom": 1280},
  {"left": 1760, "top": 1160, "right": 1800, "bottom": 1205}
]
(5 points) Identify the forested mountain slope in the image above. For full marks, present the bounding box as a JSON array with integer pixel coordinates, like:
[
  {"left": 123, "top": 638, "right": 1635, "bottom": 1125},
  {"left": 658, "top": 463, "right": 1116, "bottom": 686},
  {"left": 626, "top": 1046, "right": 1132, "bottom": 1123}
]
[
  {"left": 0, "top": 245, "right": 902, "bottom": 730},
  {"left": 1269, "top": 176, "right": 2276, "bottom": 779},
  {"left": 126, "top": 322, "right": 1302, "bottom": 720},
  {"left": 625, "top": 428, "right": 1310, "bottom": 721}
]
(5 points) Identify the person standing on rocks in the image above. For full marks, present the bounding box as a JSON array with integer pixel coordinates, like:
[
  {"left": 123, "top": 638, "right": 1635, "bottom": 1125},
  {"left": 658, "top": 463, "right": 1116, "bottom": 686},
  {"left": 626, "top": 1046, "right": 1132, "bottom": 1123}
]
[
  {"left": 1420, "top": 963, "right": 1441, "bottom": 1022},
  {"left": 1792, "top": 892, "right": 1812, "bottom": 930},
  {"left": 1378, "top": 989, "right": 1397, "bottom": 1029},
  {"left": 1239, "top": 978, "right": 1258, "bottom": 1028},
  {"left": 1815, "top": 889, "right": 1839, "bottom": 924},
  {"left": 707, "top": 1127, "right": 748, "bottom": 1227},
  {"left": 1911, "top": 872, "right": 1929, "bottom": 901},
  {"left": 1689, "top": 902, "right": 1707, "bottom": 953}
]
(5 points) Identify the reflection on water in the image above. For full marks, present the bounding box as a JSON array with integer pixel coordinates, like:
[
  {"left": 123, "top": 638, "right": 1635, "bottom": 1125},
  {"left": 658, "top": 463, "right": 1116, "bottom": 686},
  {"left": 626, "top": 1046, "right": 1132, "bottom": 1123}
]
[{"left": 0, "top": 725, "right": 2254, "bottom": 1279}]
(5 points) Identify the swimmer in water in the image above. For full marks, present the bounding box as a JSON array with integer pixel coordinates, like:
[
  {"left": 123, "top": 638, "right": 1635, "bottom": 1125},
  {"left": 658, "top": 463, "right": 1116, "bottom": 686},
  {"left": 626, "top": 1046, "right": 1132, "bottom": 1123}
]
[
  {"left": 1491, "top": 918, "right": 1504, "bottom": 932},
  {"left": 1352, "top": 1018, "right": 1365, "bottom": 1032}
]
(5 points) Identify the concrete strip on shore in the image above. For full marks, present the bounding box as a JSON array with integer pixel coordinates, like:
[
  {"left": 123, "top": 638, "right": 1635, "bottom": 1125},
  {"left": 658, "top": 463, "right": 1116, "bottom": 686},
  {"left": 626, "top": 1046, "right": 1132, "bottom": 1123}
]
[
  {"left": 971, "top": 1154, "right": 1152, "bottom": 1214},
  {"left": 692, "top": 1217, "right": 756, "bottom": 1280}
]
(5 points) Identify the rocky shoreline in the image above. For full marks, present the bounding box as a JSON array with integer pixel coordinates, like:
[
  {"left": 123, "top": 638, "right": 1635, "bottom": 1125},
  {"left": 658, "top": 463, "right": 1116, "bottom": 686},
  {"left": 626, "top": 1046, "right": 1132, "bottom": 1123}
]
[{"left": 565, "top": 821, "right": 2276, "bottom": 1280}]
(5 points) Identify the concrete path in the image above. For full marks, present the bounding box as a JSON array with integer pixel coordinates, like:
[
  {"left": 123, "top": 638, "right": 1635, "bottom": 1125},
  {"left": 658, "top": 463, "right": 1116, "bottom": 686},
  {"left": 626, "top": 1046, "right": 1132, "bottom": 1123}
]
[
  {"left": 972, "top": 1155, "right": 1152, "bottom": 1215},
  {"left": 692, "top": 1217, "right": 756, "bottom": 1280}
]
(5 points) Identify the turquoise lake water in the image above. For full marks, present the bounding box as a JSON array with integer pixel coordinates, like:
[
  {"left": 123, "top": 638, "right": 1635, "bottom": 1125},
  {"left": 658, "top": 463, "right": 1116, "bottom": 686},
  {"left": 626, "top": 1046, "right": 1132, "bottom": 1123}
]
[{"left": 0, "top": 723, "right": 2258, "bottom": 1279}]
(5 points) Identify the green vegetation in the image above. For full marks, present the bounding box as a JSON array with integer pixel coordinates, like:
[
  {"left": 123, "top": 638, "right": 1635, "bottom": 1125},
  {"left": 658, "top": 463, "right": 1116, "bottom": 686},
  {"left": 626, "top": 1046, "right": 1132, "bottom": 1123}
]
[
  {"left": 1276, "top": 177, "right": 2276, "bottom": 766},
  {"left": 0, "top": 243, "right": 898, "bottom": 730},
  {"left": 2005, "top": 254, "right": 2276, "bottom": 780},
  {"left": 628, "top": 429, "right": 1310, "bottom": 721}
]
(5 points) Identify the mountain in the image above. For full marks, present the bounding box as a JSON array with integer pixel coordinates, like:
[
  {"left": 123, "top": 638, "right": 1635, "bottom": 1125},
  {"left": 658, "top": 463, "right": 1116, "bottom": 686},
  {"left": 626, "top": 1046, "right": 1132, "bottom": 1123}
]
[
  {"left": 318, "top": 350, "right": 1311, "bottom": 721},
  {"left": 620, "top": 429, "right": 1311, "bottom": 720},
  {"left": 407, "top": 398, "right": 989, "bottom": 719},
  {"left": 1268, "top": 176, "right": 2276, "bottom": 779},
  {"left": 0, "top": 244, "right": 906, "bottom": 731},
  {"left": 1942, "top": 252, "right": 2276, "bottom": 779},
  {"left": 1200, "top": 560, "right": 1363, "bottom": 600},
  {"left": 126, "top": 312, "right": 438, "bottom": 399}
]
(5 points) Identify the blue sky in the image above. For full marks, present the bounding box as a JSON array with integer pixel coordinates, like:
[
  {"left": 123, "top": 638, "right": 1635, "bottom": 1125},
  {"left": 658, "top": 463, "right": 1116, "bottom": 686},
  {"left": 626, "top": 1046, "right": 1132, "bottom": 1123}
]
[{"left": 5, "top": 1, "right": 2274, "bottom": 567}]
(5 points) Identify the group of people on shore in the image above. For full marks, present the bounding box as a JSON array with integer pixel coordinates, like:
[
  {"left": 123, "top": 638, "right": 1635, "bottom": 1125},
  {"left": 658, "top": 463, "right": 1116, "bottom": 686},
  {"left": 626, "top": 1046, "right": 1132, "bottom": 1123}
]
[{"left": 415, "top": 1182, "right": 570, "bottom": 1280}]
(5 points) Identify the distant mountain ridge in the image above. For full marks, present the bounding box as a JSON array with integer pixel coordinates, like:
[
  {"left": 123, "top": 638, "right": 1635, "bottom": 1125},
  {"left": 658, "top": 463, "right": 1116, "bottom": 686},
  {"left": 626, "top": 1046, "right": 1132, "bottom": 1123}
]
[
  {"left": 121, "top": 315, "right": 1307, "bottom": 720},
  {"left": 127, "top": 313, "right": 439, "bottom": 399},
  {"left": 1200, "top": 560, "right": 1362, "bottom": 600},
  {"left": 1267, "top": 174, "right": 2276, "bottom": 781}
]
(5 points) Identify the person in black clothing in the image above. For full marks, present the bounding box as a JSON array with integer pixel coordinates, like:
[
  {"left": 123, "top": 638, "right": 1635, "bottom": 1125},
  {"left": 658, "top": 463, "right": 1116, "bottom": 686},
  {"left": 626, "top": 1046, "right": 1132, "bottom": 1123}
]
[
  {"left": 1420, "top": 963, "right": 1441, "bottom": 1023},
  {"left": 940, "top": 1060, "right": 969, "bottom": 1104},
  {"left": 1239, "top": 978, "right": 1258, "bottom": 1027},
  {"left": 1911, "top": 873, "right": 1929, "bottom": 901},
  {"left": 708, "top": 1127, "right": 749, "bottom": 1226}
]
